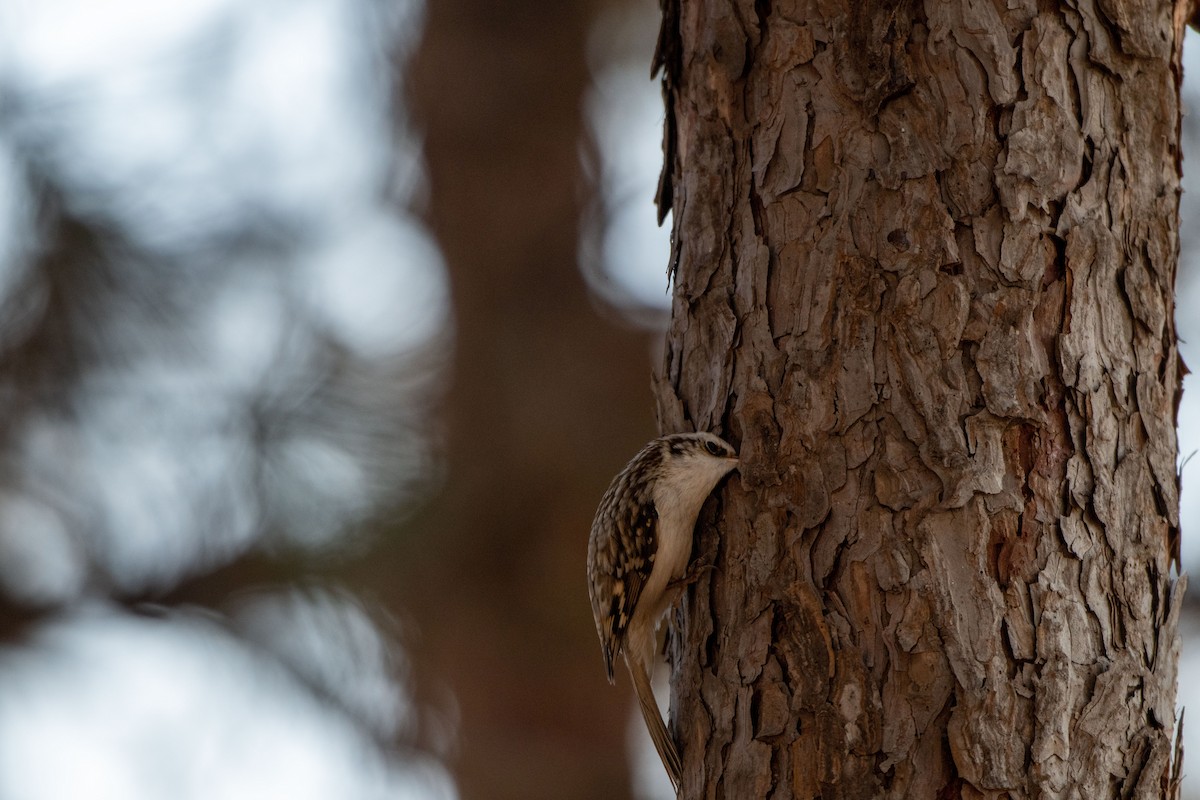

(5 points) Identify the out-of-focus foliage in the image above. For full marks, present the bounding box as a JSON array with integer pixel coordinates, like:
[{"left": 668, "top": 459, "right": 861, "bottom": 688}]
[
  {"left": 0, "top": 0, "right": 447, "bottom": 596},
  {"left": 0, "top": 0, "right": 454, "bottom": 797}
]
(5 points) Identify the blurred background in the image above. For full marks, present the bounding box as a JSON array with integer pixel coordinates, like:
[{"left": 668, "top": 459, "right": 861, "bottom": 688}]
[{"left": 0, "top": 2, "right": 1193, "bottom": 799}]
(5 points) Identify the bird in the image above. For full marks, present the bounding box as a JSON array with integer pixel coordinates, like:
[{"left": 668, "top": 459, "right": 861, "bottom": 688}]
[{"left": 586, "top": 431, "right": 739, "bottom": 792}]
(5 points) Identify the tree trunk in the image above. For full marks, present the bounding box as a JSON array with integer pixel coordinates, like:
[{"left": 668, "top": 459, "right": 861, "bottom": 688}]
[
  {"left": 403, "top": 1, "right": 655, "bottom": 798},
  {"left": 655, "top": 2, "right": 1186, "bottom": 798}
]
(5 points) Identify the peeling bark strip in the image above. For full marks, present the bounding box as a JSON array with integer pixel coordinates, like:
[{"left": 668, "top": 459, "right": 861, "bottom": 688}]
[{"left": 654, "top": 2, "right": 1186, "bottom": 798}]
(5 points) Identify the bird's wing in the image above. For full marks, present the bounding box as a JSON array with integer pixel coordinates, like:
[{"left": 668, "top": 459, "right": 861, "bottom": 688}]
[{"left": 589, "top": 499, "right": 658, "bottom": 682}]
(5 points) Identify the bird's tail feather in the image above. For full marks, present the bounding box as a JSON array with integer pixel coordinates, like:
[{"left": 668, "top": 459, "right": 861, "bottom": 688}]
[{"left": 626, "top": 653, "right": 682, "bottom": 793}]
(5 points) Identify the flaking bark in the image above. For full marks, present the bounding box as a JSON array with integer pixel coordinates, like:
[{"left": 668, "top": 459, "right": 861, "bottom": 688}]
[{"left": 654, "top": 2, "right": 1186, "bottom": 798}]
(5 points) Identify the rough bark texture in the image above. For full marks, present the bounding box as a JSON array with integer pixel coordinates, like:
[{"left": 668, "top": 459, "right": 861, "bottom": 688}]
[{"left": 654, "top": 2, "right": 1187, "bottom": 798}]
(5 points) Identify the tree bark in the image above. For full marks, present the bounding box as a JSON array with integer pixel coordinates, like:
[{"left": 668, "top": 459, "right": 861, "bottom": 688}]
[{"left": 655, "top": 2, "right": 1187, "bottom": 798}]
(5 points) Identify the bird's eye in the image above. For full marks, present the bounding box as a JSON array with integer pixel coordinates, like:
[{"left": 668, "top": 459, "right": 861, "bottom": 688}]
[{"left": 704, "top": 440, "right": 723, "bottom": 457}]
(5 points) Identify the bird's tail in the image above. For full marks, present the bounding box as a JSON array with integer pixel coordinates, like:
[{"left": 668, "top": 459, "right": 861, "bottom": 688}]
[{"left": 625, "top": 652, "right": 682, "bottom": 793}]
